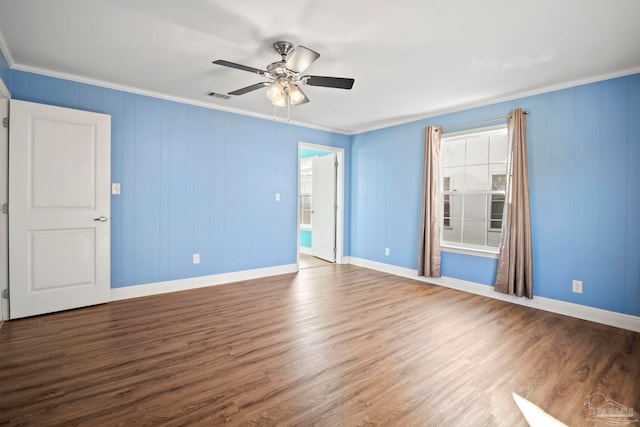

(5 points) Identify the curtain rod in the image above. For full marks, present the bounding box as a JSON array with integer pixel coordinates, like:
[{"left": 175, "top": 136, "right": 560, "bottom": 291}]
[{"left": 441, "top": 111, "right": 529, "bottom": 133}]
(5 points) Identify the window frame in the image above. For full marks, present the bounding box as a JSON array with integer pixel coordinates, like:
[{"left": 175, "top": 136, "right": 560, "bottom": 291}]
[{"left": 440, "top": 124, "right": 509, "bottom": 257}]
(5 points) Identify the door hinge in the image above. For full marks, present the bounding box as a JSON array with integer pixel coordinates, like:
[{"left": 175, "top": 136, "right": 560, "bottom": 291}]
[
  {"left": 1, "top": 288, "right": 8, "bottom": 299},
  {"left": 1, "top": 203, "right": 7, "bottom": 214},
  {"left": 2, "top": 117, "right": 7, "bottom": 128}
]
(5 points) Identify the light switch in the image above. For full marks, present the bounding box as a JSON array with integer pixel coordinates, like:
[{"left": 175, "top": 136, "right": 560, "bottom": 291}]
[
  {"left": 275, "top": 193, "right": 281, "bottom": 201},
  {"left": 112, "top": 183, "right": 121, "bottom": 195}
]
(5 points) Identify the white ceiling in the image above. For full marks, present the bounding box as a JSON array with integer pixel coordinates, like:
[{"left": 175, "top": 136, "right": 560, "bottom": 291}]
[{"left": 1, "top": 0, "right": 639, "bottom": 134}]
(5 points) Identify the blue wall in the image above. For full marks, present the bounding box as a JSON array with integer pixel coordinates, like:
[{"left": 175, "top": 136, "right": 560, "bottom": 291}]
[
  {"left": 300, "top": 148, "right": 332, "bottom": 158},
  {"left": 300, "top": 230, "right": 312, "bottom": 248},
  {"left": 6, "top": 68, "right": 350, "bottom": 288},
  {"left": 351, "top": 73, "right": 640, "bottom": 316},
  {"left": 0, "top": 48, "right": 9, "bottom": 90}
]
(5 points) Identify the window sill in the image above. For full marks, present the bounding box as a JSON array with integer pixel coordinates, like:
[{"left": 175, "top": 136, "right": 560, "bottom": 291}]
[
  {"left": 441, "top": 244, "right": 499, "bottom": 259},
  {"left": 300, "top": 225, "right": 312, "bottom": 231}
]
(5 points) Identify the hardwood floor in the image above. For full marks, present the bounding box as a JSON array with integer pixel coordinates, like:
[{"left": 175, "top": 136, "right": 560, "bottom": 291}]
[
  {"left": 299, "top": 253, "right": 332, "bottom": 269},
  {"left": 1, "top": 264, "right": 638, "bottom": 426}
]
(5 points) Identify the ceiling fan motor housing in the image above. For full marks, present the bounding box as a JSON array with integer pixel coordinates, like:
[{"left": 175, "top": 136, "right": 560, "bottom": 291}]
[
  {"left": 267, "top": 61, "right": 290, "bottom": 78},
  {"left": 273, "top": 41, "right": 294, "bottom": 58}
]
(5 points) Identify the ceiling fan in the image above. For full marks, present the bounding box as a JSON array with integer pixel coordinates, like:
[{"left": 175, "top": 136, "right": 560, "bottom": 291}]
[{"left": 212, "top": 41, "right": 355, "bottom": 107}]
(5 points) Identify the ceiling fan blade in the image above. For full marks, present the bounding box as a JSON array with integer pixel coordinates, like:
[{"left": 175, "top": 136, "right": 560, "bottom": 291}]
[
  {"left": 213, "top": 60, "right": 266, "bottom": 76},
  {"left": 305, "top": 76, "right": 355, "bottom": 90},
  {"left": 228, "top": 82, "right": 271, "bottom": 96},
  {"left": 285, "top": 46, "right": 320, "bottom": 73}
]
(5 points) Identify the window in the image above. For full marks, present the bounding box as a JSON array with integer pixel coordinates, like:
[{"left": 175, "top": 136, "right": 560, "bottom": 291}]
[
  {"left": 490, "top": 174, "right": 506, "bottom": 230},
  {"left": 443, "top": 176, "right": 451, "bottom": 228},
  {"left": 441, "top": 125, "right": 508, "bottom": 253},
  {"left": 300, "top": 194, "right": 312, "bottom": 226},
  {"left": 299, "top": 158, "right": 313, "bottom": 228}
]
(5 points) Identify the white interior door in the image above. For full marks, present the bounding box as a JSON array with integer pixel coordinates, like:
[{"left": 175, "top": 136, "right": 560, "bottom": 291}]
[
  {"left": 311, "top": 153, "right": 336, "bottom": 262},
  {"left": 9, "top": 99, "right": 111, "bottom": 319},
  {"left": 0, "top": 95, "right": 8, "bottom": 321}
]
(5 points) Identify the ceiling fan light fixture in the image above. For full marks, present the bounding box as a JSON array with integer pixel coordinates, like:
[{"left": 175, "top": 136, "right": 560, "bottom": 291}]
[
  {"left": 288, "top": 85, "right": 306, "bottom": 105},
  {"left": 266, "top": 83, "right": 284, "bottom": 103},
  {"left": 272, "top": 96, "right": 287, "bottom": 107},
  {"left": 272, "top": 92, "right": 288, "bottom": 107}
]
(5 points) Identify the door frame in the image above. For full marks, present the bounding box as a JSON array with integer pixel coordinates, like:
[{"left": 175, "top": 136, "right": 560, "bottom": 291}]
[
  {"left": 297, "top": 142, "right": 345, "bottom": 267},
  {"left": 0, "top": 78, "right": 10, "bottom": 321}
]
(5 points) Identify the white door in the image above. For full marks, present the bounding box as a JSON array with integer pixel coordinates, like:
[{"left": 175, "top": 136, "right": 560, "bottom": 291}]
[
  {"left": 0, "top": 96, "right": 8, "bottom": 320},
  {"left": 9, "top": 99, "right": 111, "bottom": 319},
  {"left": 311, "top": 153, "right": 336, "bottom": 262}
]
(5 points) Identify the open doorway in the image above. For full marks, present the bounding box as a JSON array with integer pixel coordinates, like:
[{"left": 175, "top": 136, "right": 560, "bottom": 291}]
[{"left": 297, "top": 142, "right": 344, "bottom": 269}]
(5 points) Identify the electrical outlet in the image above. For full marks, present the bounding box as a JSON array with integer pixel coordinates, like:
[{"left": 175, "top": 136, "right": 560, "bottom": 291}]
[
  {"left": 275, "top": 193, "right": 280, "bottom": 201},
  {"left": 385, "top": 248, "right": 390, "bottom": 256},
  {"left": 111, "top": 183, "right": 121, "bottom": 195},
  {"left": 193, "top": 253, "right": 200, "bottom": 264},
  {"left": 572, "top": 280, "right": 582, "bottom": 294}
]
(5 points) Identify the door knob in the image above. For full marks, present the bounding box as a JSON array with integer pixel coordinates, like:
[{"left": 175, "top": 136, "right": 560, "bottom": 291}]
[{"left": 94, "top": 216, "right": 108, "bottom": 222}]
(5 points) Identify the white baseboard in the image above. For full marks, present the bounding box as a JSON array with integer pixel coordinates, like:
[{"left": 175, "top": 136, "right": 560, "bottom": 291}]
[
  {"left": 109, "top": 257, "right": 640, "bottom": 333},
  {"left": 348, "top": 257, "right": 640, "bottom": 333},
  {"left": 111, "top": 264, "right": 298, "bottom": 302}
]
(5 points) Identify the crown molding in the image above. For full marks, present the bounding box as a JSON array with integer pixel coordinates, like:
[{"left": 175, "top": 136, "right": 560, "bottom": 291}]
[
  {"left": 3, "top": 28, "right": 639, "bottom": 137},
  {"left": 0, "top": 28, "right": 15, "bottom": 68},
  {"left": 348, "top": 66, "right": 640, "bottom": 135},
  {"left": 7, "top": 61, "right": 351, "bottom": 135}
]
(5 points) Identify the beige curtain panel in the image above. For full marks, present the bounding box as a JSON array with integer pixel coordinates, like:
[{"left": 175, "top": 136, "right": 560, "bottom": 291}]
[
  {"left": 418, "top": 126, "right": 442, "bottom": 278},
  {"left": 495, "top": 108, "right": 533, "bottom": 298}
]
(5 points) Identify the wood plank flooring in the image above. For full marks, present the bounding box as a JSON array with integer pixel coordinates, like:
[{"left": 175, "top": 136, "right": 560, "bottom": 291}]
[
  {"left": 299, "top": 254, "right": 333, "bottom": 269},
  {"left": 1, "top": 264, "right": 638, "bottom": 426}
]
